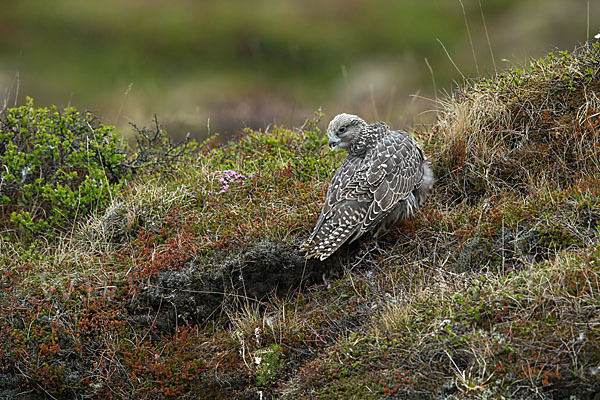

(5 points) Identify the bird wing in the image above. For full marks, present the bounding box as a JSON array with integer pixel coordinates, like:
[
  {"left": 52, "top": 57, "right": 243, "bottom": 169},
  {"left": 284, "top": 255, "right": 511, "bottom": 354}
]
[
  {"left": 343, "top": 130, "right": 425, "bottom": 234},
  {"left": 304, "top": 156, "right": 365, "bottom": 246}
]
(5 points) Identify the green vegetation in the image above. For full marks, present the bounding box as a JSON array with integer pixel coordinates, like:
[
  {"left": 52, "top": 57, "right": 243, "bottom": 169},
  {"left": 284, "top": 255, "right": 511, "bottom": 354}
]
[
  {"left": 1, "top": 1, "right": 500, "bottom": 92},
  {"left": 0, "top": 99, "right": 196, "bottom": 239},
  {"left": 1, "top": 44, "right": 600, "bottom": 399},
  {"left": 2, "top": 0, "right": 541, "bottom": 136},
  {"left": 0, "top": 97, "right": 128, "bottom": 236}
]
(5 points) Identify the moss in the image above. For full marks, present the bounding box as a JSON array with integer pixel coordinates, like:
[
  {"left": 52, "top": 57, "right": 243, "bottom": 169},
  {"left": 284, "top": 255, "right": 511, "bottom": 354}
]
[{"left": 255, "top": 343, "right": 284, "bottom": 386}]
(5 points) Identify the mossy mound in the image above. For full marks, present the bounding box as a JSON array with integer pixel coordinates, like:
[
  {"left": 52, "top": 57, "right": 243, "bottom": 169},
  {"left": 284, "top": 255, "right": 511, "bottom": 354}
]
[{"left": 435, "top": 43, "right": 600, "bottom": 198}]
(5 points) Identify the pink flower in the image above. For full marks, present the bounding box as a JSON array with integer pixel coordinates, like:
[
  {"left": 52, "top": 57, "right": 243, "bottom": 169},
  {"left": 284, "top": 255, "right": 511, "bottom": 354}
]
[{"left": 209, "top": 170, "right": 248, "bottom": 195}]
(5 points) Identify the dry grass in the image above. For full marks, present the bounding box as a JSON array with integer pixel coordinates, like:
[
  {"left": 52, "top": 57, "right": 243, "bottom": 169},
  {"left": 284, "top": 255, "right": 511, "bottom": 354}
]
[{"left": 435, "top": 43, "right": 600, "bottom": 199}]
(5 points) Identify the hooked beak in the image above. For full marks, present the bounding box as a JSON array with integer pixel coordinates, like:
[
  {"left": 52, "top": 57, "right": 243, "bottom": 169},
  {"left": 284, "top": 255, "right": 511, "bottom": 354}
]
[{"left": 328, "top": 139, "right": 340, "bottom": 149}]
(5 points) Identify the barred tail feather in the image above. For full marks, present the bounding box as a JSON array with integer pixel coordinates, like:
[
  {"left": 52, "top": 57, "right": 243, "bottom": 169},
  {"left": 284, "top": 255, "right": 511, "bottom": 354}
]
[{"left": 302, "top": 221, "right": 360, "bottom": 261}]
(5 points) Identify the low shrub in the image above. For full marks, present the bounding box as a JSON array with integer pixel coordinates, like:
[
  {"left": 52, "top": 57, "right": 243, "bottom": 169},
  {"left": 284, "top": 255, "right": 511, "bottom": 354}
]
[
  {"left": 0, "top": 98, "right": 196, "bottom": 238},
  {"left": 0, "top": 97, "right": 129, "bottom": 236}
]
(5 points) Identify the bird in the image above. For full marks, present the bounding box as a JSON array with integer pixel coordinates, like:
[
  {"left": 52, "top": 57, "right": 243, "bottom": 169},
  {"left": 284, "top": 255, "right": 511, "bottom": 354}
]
[{"left": 301, "top": 113, "right": 433, "bottom": 261}]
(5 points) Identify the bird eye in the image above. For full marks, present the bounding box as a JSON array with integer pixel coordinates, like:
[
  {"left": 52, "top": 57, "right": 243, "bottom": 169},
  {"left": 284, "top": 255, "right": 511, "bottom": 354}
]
[{"left": 338, "top": 126, "right": 347, "bottom": 134}]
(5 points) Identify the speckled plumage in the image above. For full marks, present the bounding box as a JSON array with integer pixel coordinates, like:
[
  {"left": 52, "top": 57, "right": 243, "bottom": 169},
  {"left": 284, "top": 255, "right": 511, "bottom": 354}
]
[{"left": 301, "top": 113, "right": 433, "bottom": 261}]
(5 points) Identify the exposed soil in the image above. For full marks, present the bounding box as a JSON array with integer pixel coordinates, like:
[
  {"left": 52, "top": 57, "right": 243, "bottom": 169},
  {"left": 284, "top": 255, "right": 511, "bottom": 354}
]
[{"left": 126, "top": 240, "right": 355, "bottom": 332}]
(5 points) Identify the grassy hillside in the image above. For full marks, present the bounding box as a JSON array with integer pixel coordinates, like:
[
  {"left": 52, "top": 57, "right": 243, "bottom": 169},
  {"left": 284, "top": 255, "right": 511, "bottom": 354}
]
[{"left": 1, "top": 44, "right": 600, "bottom": 399}]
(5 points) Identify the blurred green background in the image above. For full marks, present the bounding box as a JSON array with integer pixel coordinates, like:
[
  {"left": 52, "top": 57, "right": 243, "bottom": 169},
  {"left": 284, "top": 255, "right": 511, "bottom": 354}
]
[{"left": 1, "top": 0, "right": 598, "bottom": 141}]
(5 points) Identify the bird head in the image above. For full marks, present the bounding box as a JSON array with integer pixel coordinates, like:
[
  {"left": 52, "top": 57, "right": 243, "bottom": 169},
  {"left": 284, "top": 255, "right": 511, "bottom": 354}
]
[{"left": 326, "top": 113, "right": 367, "bottom": 151}]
